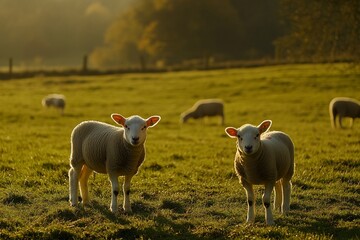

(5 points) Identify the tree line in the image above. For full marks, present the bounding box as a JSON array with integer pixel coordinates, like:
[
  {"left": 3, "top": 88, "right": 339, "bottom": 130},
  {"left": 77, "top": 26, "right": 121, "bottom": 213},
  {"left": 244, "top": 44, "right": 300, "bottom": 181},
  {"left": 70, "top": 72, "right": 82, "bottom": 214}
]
[
  {"left": 276, "top": 0, "right": 360, "bottom": 63},
  {"left": 90, "top": 0, "right": 360, "bottom": 69}
]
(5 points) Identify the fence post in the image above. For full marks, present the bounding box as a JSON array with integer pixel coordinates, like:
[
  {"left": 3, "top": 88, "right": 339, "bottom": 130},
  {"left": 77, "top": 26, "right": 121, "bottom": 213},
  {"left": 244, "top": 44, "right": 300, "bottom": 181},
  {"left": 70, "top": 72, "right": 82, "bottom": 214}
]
[
  {"left": 9, "top": 58, "right": 13, "bottom": 79},
  {"left": 139, "top": 54, "right": 146, "bottom": 72},
  {"left": 82, "top": 55, "right": 88, "bottom": 73}
]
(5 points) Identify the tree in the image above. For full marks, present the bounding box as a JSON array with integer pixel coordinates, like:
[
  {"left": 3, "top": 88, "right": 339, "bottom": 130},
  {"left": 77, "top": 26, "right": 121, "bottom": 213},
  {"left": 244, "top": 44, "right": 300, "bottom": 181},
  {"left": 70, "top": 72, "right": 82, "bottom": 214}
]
[
  {"left": 230, "top": 0, "right": 284, "bottom": 59},
  {"left": 139, "top": 0, "right": 245, "bottom": 65},
  {"left": 90, "top": 0, "right": 284, "bottom": 68},
  {"left": 91, "top": 0, "right": 245, "bottom": 68},
  {"left": 90, "top": 1, "right": 155, "bottom": 69},
  {"left": 275, "top": 0, "right": 360, "bottom": 63}
]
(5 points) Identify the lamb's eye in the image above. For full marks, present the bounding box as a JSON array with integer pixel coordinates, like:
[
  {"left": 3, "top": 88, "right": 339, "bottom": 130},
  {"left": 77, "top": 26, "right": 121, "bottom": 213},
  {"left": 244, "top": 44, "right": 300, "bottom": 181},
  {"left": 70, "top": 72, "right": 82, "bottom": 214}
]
[
  {"left": 238, "top": 135, "right": 243, "bottom": 141},
  {"left": 125, "top": 125, "right": 130, "bottom": 130},
  {"left": 142, "top": 125, "right": 147, "bottom": 130},
  {"left": 255, "top": 134, "right": 259, "bottom": 139}
]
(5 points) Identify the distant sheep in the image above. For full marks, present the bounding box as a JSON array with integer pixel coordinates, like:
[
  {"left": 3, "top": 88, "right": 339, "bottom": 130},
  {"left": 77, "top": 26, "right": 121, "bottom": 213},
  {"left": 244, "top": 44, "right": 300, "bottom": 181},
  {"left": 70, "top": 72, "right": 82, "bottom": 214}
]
[
  {"left": 225, "top": 120, "right": 294, "bottom": 225},
  {"left": 42, "top": 94, "right": 66, "bottom": 115},
  {"left": 69, "top": 114, "right": 161, "bottom": 213},
  {"left": 329, "top": 97, "right": 360, "bottom": 128},
  {"left": 180, "top": 99, "right": 224, "bottom": 125}
]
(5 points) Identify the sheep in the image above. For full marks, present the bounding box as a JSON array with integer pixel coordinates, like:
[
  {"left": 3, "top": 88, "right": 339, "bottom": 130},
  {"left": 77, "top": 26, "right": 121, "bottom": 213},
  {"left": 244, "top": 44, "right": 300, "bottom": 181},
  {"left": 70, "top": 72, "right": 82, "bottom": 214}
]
[
  {"left": 225, "top": 120, "right": 294, "bottom": 225},
  {"left": 329, "top": 97, "right": 360, "bottom": 129},
  {"left": 42, "top": 94, "right": 66, "bottom": 115},
  {"left": 68, "top": 114, "right": 161, "bottom": 214},
  {"left": 180, "top": 99, "right": 224, "bottom": 125}
]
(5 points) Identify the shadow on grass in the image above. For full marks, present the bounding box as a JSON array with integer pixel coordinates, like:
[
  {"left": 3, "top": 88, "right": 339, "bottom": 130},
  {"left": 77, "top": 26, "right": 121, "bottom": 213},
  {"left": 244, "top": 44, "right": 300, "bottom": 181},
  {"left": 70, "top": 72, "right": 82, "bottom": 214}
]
[
  {"left": 107, "top": 215, "right": 213, "bottom": 240},
  {"left": 105, "top": 199, "right": 226, "bottom": 240},
  {"left": 278, "top": 208, "right": 359, "bottom": 239},
  {"left": 160, "top": 199, "right": 187, "bottom": 214},
  {"left": 86, "top": 200, "right": 130, "bottom": 225},
  {"left": 2, "top": 193, "right": 31, "bottom": 205}
]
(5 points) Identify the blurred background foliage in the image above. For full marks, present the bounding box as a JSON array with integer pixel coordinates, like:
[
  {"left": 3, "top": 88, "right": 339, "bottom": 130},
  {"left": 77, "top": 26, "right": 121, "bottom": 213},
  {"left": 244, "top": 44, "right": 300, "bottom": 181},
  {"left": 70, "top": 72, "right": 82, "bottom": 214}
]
[{"left": 0, "top": 0, "right": 359, "bottom": 70}]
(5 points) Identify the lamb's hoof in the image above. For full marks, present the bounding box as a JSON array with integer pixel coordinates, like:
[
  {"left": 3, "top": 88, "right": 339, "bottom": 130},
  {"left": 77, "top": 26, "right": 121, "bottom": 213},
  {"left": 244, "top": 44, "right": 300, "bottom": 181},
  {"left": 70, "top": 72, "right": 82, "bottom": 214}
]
[
  {"left": 110, "top": 209, "right": 119, "bottom": 216},
  {"left": 123, "top": 208, "right": 133, "bottom": 214},
  {"left": 266, "top": 220, "right": 275, "bottom": 226},
  {"left": 282, "top": 207, "right": 290, "bottom": 214},
  {"left": 245, "top": 219, "right": 255, "bottom": 225}
]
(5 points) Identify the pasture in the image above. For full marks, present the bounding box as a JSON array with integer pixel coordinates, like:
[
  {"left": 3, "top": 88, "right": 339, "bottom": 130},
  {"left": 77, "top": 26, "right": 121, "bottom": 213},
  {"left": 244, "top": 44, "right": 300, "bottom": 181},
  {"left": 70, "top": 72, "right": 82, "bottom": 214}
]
[{"left": 0, "top": 64, "right": 359, "bottom": 239}]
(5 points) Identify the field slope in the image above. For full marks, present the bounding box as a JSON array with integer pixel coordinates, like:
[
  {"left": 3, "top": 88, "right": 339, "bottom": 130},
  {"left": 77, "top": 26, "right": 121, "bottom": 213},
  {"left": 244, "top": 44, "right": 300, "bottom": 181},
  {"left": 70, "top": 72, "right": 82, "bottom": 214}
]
[{"left": 0, "top": 64, "right": 359, "bottom": 239}]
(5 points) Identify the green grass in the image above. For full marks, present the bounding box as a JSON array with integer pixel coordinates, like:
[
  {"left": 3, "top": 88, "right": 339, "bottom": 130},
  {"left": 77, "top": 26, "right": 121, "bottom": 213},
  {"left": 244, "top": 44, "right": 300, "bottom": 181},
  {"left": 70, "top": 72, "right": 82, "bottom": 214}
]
[{"left": 0, "top": 63, "right": 359, "bottom": 239}]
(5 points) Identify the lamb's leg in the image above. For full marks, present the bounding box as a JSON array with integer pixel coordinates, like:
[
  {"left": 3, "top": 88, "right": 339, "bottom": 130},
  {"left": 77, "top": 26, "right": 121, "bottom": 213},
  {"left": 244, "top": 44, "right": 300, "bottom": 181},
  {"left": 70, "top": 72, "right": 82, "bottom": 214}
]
[
  {"left": 282, "top": 179, "right": 292, "bottom": 214},
  {"left": 123, "top": 175, "right": 133, "bottom": 213},
  {"left": 349, "top": 118, "right": 354, "bottom": 128},
  {"left": 69, "top": 164, "right": 82, "bottom": 207},
  {"left": 263, "top": 182, "right": 275, "bottom": 225},
  {"left": 79, "top": 165, "right": 93, "bottom": 205},
  {"left": 339, "top": 116, "right": 344, "bottom": 128},
  {"left": 241, "top": 179, "right": 255, "bottom": 224},
  {"left": 109, "top": 174, "right": 119, "bottom": 214},
  {"left": 274, "top": 180, "right": 282, "bottom": 211},
  {"left": 332, "top": 114, "right": 337, "bottom": 128}
]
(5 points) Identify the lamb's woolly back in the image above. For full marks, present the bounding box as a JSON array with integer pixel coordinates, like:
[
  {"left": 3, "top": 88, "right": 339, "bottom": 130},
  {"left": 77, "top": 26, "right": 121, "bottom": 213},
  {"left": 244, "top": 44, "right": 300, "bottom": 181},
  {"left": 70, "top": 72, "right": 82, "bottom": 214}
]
[
  {"left": 71, "top": 121, "right": 144, "bottom": 175},
  {"left": 258, "top": 131, "right": 294, "bottom": 180}
]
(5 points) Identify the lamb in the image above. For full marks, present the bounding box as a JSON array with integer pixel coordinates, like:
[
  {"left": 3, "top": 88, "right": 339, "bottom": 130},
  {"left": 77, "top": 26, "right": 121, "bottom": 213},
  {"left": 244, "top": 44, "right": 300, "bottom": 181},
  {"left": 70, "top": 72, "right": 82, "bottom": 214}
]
[
  {"left": 69, "top": 114, "right": 161, "bottom": 214},
  {"left": 225, "top": 120, "right": 294, "bottom": 225},
  {"left": 180, "top": 99, "right": 225, "bottom": 125},
  {"left": 329, "top": 97, "right": 360, "bottom": 128},
  {"left": 42, "top": 94, "right": 66, "bottom": 115}
]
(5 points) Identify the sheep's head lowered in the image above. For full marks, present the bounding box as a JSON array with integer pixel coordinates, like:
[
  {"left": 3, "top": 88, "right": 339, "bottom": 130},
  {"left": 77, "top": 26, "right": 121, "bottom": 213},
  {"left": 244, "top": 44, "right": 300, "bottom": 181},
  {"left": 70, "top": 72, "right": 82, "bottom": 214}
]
[
  {"left": 111, "top": 114, "right": 161, "bottom": 146},
  {"left": 225, "top": 120, "right": 272, "bottom": 155}
]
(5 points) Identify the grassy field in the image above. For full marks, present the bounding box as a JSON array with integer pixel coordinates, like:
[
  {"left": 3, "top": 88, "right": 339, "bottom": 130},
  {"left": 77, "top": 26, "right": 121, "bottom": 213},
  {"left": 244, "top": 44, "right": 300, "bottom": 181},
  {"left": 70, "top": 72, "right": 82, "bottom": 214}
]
[{"left": 0, "top": 64, "right": 359, "bottom": 239}]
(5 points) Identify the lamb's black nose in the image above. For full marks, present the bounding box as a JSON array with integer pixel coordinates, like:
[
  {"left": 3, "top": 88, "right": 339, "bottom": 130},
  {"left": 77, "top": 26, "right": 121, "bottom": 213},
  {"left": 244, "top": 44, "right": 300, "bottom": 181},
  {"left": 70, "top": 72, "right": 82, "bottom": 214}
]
[
  {"left": 132, "top": 137, "right": 139, "bottom": 143},
  {"left": 245, "top": 145, "right": 253, "bottom": 151}
]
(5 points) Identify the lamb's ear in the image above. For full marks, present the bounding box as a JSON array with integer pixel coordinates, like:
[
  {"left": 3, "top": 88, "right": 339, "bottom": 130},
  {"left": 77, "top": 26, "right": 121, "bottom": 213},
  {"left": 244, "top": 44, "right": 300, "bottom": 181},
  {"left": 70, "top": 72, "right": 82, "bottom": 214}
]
[
  {"left": 225, "top": 127, "right": 238, "bottom": 138},
  {"left": 258, "top": 120, "right": 272, "bottom": 134},
  {"left": 111, "top": 114, "right": 126, "bottom": 126},
  {"left": 146, "top": 115, "right": 161, "bottom": 128}
]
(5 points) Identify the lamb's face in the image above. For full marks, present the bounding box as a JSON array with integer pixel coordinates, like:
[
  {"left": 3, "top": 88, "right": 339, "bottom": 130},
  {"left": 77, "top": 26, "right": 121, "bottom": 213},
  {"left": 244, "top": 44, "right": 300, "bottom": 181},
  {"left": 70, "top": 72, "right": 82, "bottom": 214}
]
[
  {"left": 42, "top": 98, "right": 51, "bottom": 107},
  {"left": 111, "top": 114, "right": 161, "bottom": 146},
  {"left": 180, "top": 113, "right": 186, "bottom": 123},
  {"left": 225, "top": 120, "right": 272, "bottom": 156},
  {"left": 180, "top": 111, "right": 191, "bottom": 123},
  {"left": 237, "top": 125, "right": 261, "bottom": 155},
  {"left": 123, "top": 116, "right": 148, "bottom": 146}
]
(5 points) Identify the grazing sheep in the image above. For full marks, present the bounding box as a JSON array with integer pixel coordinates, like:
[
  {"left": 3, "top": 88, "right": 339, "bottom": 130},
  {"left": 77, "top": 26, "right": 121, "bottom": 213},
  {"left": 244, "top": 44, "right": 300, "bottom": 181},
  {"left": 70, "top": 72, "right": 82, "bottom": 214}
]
[
  {"left": 329, "top": 97, "right": 360, "bottom": 128},
  {"left": 42, "top": 94, "right": 66, "bottom": 115},
  {"left": 180, "top": 99, "right": 224, "bottom": 125},
  {"left": 69, "top": 114, "right": 161, "bottom": 214},
  {"left": 225, "top": 120, "right": 294, "bottom": 225}
]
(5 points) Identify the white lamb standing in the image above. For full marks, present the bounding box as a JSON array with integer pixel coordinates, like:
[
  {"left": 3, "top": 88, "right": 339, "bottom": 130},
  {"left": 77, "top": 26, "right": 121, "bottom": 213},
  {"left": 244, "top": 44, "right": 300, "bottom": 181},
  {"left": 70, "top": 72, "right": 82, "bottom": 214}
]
[
  {"left": 329, "top": 97, "right": 360, "bottom": 129},
  {"left": 69, "top": 114, "right": 161, "bottom": 214},
  {"left": 180, "top": 99, "right": 225, "bottom": 125},
  {"left": 42, "top": 94, "right": 66, "bottom": 115},
  {"left": 225, "top": 120, "right": 294, "bottom": 225}
]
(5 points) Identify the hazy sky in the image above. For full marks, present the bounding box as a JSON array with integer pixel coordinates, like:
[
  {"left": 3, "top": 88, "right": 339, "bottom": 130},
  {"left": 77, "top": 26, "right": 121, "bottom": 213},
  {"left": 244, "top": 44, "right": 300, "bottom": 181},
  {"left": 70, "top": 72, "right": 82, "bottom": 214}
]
[{"left": 0, "top": 0, "right": 132, "bottom": 68}]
